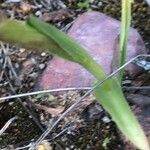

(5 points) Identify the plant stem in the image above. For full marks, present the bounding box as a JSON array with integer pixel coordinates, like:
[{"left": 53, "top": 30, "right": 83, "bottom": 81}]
[{"left": 118, "top": 0, "right": 132, "bottom": 82}]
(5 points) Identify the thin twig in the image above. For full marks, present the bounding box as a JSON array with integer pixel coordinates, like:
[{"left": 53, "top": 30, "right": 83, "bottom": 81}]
[
  {"left": 3, "top": 43, "right": 21, "bottom": 85},
  {"left": 0, "top": 116, "right": 18, "bottom": 136},
  {"left": 19, "top": 98, "right": 45, "bottom": 132},
  {"left": 124, "top": 86, "right": 150, "bottom": 90},
  {"left": 0, "top": 52, "right": 8, "bottom": 80},
  {"left": 50, "top": 126, "right": 75, "bottom": 141},
  {"left": 15, "top": 143, "right": 34, "bottom": 150},
  {"left": 29, "top": 54, "right": 150, "bottom": 150},
  {"left": 1, "top": 85, "right": 150, "bottom": 103},
  {"left": 1, "top": 55, "right": 150, "bottom": 103},
  {"left": 0, "top": 87, "right": 91, "bottom": 103}
]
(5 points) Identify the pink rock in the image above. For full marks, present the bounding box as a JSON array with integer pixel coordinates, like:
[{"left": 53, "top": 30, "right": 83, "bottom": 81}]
[
  {"left": 37, "top": 11, "right": 146, "bottom": 91},
  {"left": 37, "top": 57, "right": 94, "bottom": 90}
]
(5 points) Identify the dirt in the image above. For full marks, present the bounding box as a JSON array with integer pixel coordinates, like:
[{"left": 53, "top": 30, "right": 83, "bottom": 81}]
[{"left": 0, "top": 0, "right": 149, "bottom": 150}]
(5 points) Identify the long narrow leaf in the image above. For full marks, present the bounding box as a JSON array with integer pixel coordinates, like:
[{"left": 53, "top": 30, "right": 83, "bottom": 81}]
[
  {"left": 27, "top": 15, "right": 106, "bottom": 80},
  {"left": 0, "top": 18, "right": 74, "bottom": 61},
  {"left": 95, "top": 78, "right": 150, "bottom": 150},
  {"left": 118, "top": 0, "right": 133, "bottom": 81}
]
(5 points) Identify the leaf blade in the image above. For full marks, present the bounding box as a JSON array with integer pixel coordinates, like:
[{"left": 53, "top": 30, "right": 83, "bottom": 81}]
[
  {"left": 27, "top": 15, "right": 107, "bottom": 79},
  {"left": 118, "top": 0, "right": 133, "bottom": 81},
  {"left": 0, "top": 19, "right": 74, "bottom": 61},
  {"left": 95, "top": 78, "right": 150, "bottom": 150}
]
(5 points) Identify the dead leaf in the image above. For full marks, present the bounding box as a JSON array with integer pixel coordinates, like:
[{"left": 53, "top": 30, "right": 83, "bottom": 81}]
[
  {"left": 40, "top": 9, "right": 74, "bottom": 22},
  {"left": 17, "top": 2, "right": 32, "bottom": 14},
  {"left": 34, "top": 103, "right": 64, "bottom": 117}
]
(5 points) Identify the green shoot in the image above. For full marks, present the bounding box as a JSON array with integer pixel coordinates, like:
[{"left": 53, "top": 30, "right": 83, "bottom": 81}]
[{"left": 118, "top": 0, "right": 133, "bottom": 82}]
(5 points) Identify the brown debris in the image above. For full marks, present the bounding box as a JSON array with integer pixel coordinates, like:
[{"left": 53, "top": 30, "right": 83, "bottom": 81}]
[
  {"left": 17, "top": 2, "right": 32, "bottom": 14},
  {"left": 33, "top": 103, "right": 64, "bottom": 117},
  {"left": 40, "top": 9, "right": 74, "bottom": 22}
]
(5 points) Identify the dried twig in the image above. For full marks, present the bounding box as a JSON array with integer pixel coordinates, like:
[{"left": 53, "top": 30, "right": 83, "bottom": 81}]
[
  {"left": 31, "top": 103, "right": 64, "bottom": 116},
  {"left": 0, "top": 85, "right": 150, "bottom": 103},
  {"left": 0, "top": 87, "right": 91, "bottom": 103},
  {"left": 0, "top": 43, "right": 20, "bottom": 82},
  {"left": 50, "top": 126, "right": 75, "bottom": 141},
  {"left": 124, "top": 86, "right": 150, "bottom": 90},
  {"left": 15, "top": 143, "right": 34, "bottom": 150},
  {"left": 0, "top": 116, "right": 18, "bottom": 136}
]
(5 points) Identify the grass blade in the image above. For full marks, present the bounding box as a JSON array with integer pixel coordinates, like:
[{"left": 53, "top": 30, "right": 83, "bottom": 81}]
[{"left": 118, "top": 0, "right": 133, "bottom": 81}]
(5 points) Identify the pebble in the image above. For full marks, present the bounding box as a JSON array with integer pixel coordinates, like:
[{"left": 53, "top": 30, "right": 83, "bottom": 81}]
[
  {"left": 102, "top": 116, "right": 111, "bottom": 123},
  {"left": 41, "top": 52, "right": 46, "bottom": 57},
  {"left": 39, "top": 63, "right": 46, "bottom": 70},
  {"left": 35, "top": 10, "right": 42, "bottom": 17}
]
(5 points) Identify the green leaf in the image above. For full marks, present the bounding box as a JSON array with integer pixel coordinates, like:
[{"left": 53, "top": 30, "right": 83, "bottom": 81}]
[
  {"left": 0, "top": 19, "right": 73, "bottom": 61},
  {"left": 95, "top": 78, "right": 150, "bottom": 150},
  {"left": 27, "top": 15, "right": 106, "bottom": 80},
  {"left": 118, "top": 0, "right": 133, "bottom": 82}
]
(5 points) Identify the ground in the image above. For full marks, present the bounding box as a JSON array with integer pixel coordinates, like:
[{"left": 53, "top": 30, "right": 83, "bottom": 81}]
[{"left": 0, "top": 0, "right": 149, "bottom": 150}]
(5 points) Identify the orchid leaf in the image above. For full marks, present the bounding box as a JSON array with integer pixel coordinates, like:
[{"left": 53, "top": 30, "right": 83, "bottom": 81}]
[
  {"left": 95, "top": 78, "right": 150, "bottom": 150},
  {"left": 0, "top": 18, "right": 74, "bottom": 61},
  {"left": 27, "top": 15, "right": 106, "bottom": 79}
]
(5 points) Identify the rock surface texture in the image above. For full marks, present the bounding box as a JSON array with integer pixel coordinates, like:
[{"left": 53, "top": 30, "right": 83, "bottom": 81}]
[{"left": 37, "top": 11, "right": 146, "bottom": 90}]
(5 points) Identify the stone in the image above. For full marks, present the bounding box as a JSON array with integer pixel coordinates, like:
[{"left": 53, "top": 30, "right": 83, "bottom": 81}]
[{"left": 37, "top": 11, "right": 146, "bottom": 91}]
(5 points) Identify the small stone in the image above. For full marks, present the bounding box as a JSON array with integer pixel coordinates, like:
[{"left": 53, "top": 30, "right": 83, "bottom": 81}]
[
  {"left": 35, "top": 10, "right": 42, "bottom": 17},
  {"left": 39, "top": 63, "right": 46, "bottom": 70},
  {"left": 19, "top": 48, "right": 26, "bottom": 53},
  {"left": 41, "top": 52, "right": 46, "bottom": 56},
  {"left": 37, "top": 11, "right": 146, "bottom": 91},
  {"left": 29, "top": 72, "right": 38, "bottom": 78},
  {"left": 14, "top": 63, "right": 19, "bottom": 69},
  {"left": 102, "top": 116, "right": 111, "bottom": 123}
]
